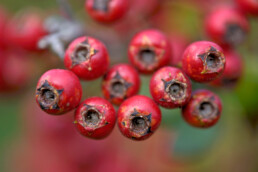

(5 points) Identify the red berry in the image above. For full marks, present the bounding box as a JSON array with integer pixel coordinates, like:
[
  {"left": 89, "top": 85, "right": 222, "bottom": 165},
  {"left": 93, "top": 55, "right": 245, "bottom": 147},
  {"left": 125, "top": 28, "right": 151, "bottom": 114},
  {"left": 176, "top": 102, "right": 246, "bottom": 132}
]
[
  {"left": 117, "top": 95, "right": 162, "bottom": 141},
  {"left": 0, "top": 7, "right": 7, "bottom": 49},
  {"left": 85, "top": 0, "right": 129, "bottom": 23},
  {"left": 0, "top": 50, "right": 31, "bottom": 92},
  {"left": 5, "top": 10, "right": 47, "bottom": 51},
  {"left": 128, "top": 29, "right": 171, "bottom": 74},
  {"left": 182, "top": 89, "right": 222, "bottom": 128},
  {"left": 204, "top": 6, "right": 249, "bottom": 47},
  {"left": 235, "top": 0, "right": 258, "bottom": 16},
  {"left": 102, "top": 64, "right": 141, "bottom": 105},
  {"left": 211, "top": 49, "right": 244, "bottom": 88},
  {"left": 35, "top": 69, "right": 82, "bottom": 115},
  {"left": 150, "top": 66, "right": 192, "bottom": 109},
  {"left": 64, "top": 36, "right": 110, "bottom": 80},
  {"left": 74, "top": 97, "right": 116, "bottom": 139},
  {"left": 182, "top": 41, "right": 226, "bottom": 83}
]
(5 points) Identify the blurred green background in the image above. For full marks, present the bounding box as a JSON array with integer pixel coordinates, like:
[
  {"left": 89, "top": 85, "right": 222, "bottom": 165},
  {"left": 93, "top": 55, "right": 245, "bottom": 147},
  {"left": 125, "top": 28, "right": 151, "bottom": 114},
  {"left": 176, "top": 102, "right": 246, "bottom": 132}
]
[{"left": 0, "top": 0, "right": 258, "bottom": 172}]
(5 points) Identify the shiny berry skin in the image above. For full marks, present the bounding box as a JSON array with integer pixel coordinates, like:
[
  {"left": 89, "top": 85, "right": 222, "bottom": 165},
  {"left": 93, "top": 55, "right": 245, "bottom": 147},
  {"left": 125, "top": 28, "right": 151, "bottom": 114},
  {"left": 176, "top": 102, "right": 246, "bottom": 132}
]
[
  {"left": 211, "top": 49, "right": 244, "bottom": 88},
  {"left": 150, "top": 66, "right": 192, "bottom": 109},
  {"left": 118, "top": 95, "right": 162, "bottom": 141},
  {"left": 235, "top": 0, "right": 258, "bottom": 16},
  {"left": 35, "top": 69, "right": 82, "bottom": 115},
  {"left": 74, "top": 97, "right": 116, "bottom": 139},
  {"left": 5, "top": 11, "right": 47, "bottom": 51},
  {"left": 204, "top": 6, "right": 249, "bottom": 47},
  {"left": 102, "top": 64, "right": 141, "bottom": 105},
  {"left": 182, "top": 41, "right": 226, "bottom": 83},
  {"left": 182, "top": 89, "right": 222, "bottom": 128},
  {"left": 64, "top": 36, "right": 109, "bottom": 80},
  {"left": 85, "top": 0, "right": 129, "bottom": 23},
  {"left": 128, "top": 29, "right": 171, "bottom": 74}
]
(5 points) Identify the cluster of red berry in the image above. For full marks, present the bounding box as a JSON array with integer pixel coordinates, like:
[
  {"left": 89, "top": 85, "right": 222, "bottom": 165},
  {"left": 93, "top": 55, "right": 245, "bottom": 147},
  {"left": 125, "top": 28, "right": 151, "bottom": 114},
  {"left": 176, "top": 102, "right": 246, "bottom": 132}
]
[
  {"left": 0, "top": 0, "right": 258, "bottom": 140},
  {"left": 32, "top": 0, "right": 258, "bottom": 141}
]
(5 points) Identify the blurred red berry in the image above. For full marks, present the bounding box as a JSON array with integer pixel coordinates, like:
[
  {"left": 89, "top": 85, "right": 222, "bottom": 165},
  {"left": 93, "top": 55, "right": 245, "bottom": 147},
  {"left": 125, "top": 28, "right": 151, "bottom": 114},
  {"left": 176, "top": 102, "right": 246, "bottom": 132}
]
[
  {"left": 235, "top": 0, "right": 258, "bottom": 16},
  {"left": 0, "top": 50, "right": 31, "bottom": 92},
  {"left": 91, "top": 151, "right": 141, "bottom": 172},
  {"left": 64, "top": 36, "right": 109, "bottom": 80},
  {"left": 204, "top": 6, "right": 249, "bottom": 47},
  {"left": 102, "top": 64, "right": 140, "bottom": 105},
  {"left": 74, "top": 97, "right": 116, "bottom": 139},
  {"left": 169, "top": 35, "right": 189, "bottom": 67},
  {"left": 182, "top": 89, "right": 222, "bottom": 128},
  {"left": 0, "top": 7, "right": 8, "bottom": 49},
  {"left": 130, "top": 0, "right": 161, "bottom": 18},
  {"left": 85, "top": 0, "right": 129, "bottom": 23},
  {"left": 128, "top": 29, "right": 171, "bottom": 74},
  {"left": 5, "top": 10, "right": 47, "bottom": 51},
  {"left": 6, "top": 137, "right": 80, "bottom": 172},
  {"left": 150, "top": 66, "right": 192, "bottom": 109},
  {"left": 182, "top": 41, "right": 226, "bottom": 83},
  {"left": 118, "top": 95, "right": 161, "bottom": 141},
  {"left": 112, "top": 0, "right": 162, "bottom": 36},
  {"left": 211, "top": 49, "right": 244, "bottom": 88},
  {"left": 35, "top": 69, "right": 82, "bottom": 115},
  {"left": 23, "top": 97, "right": 76, "bottom": 140}
]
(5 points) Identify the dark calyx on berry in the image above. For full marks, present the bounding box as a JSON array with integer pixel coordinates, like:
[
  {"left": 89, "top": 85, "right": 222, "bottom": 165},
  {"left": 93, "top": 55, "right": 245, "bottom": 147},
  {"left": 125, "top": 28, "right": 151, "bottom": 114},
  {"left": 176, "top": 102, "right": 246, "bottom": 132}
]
[
  {"left": 93, "top": 0, "right": 110, "bottom": 12},
  {"left": 199, "top": 47, "right": 224, "bottom": 72},
  {"left": 132, "top": 117, "right": 147, "bottom": 132},
  {"left": 72, "top": 42, "right": 91, "bottom": 65},
  {"left": 130, "top": 109, "right": 151, "bottom": 135},
  {"left": 41, "top": 89, "right": 56, "bottom": 105},
  {"left": 36, "top": 81, "right": 62, "bottom": 110},
  {"left": 109, "top": 72, "right": 131, "bottom": 98},
  {"left": 224, "top": 23, "right": 245, "bottom": 45},
  {"left": 111, "top": 80, "right": 126, "bottom": 97},
  {"left": 138, "top": 48, "right": 156, "bottom": 66},
  {"left": 197, "top": 101, "right": 217, "bottom": 119},
  {"left": 83, "top": 108, "right": 102, "bottom": 127},
  {"left": 164, "top": 80, "right": 186, "bottom": 101},
  {"left": 206, "top": 52, "right": 222, "bottom": 70}
]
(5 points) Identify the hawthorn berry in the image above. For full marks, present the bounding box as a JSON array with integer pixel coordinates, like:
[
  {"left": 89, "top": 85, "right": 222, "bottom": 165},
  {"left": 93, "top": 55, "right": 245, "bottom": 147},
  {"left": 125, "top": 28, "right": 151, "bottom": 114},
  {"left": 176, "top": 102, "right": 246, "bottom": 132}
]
[
  {"left": 235, "top": 0, "right": 258, "bottom": 16},
  {"left": 5, "top": 10, "right": 47, "bottom": 51},
  {"left": 117, "top": 95, "right": 162, "bottom": 141},
  {"left": 182, "top": 89, "right": 222, "bottom": 128},
  {"left": 64, "top": 36, "right": 109, "bottom": 80},
  {"left": 211, "top": 49, "right": 244, "bottom": 88},
  {"left": 128, "top": 29, "right": 171, "bottom": 74},
  {"left": 35, "top": 69, "right": 82, "bottom": 115},
  {"left": 102, "top": 64, "right": 140, "bottom": 105},
  {"left": 204, "top": 6, "right": 249, "bottom": 47},
  {"left": 74, "top": 97, "right": 116, "bottom": 139},
  {"left": 85, "top": 0, "right": 129, "bottom": 23},
  {"left": 150, "top": 66, "right": 192, "bottom": 109},
  {"left": 182, "top": 41, "right": 226, "bottom": 83}
]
